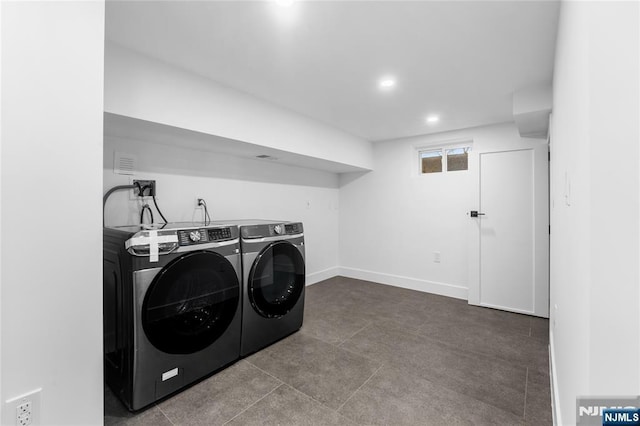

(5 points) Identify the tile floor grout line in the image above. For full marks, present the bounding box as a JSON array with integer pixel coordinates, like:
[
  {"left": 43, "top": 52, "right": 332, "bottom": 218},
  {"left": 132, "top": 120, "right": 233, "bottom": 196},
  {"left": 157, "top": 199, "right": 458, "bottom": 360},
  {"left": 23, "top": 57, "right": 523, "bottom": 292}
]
[
  {"left": 282, "top": 380, "right": 332, "bottom": 405},
  {"left": 334, "top": 341, "right": 385, "bottom": 365},
  {"left": 284, "top": 381, "right": 342, "bottom": 413},
  {"left": 254, "top": 358, "right": 358, "bottom": 416},
  {"left": 244, "top": 360, "right": 286, "bottom": 386},
  {"left": 337, "top": 321, "right": 374, "bottom": 346},
  {"left": 378, "top": 317, "right": 425, "bottom": 335},
  {"left": 413, "top": 317, "right": 431, "bottom": 331},
  {"left": 245, "top": 357, "right": 345, "bottom": 412},
  {"left": 414, "top": 318, "right": 533, "bottom": 341},
  {"left": 248, "top": 357, "right": 366, "bottom": 415},
  {"left": 336, "top": 363, "right": 385, "bottom": 413},
  {"left": 299, "top": 328, "right": 356, "bottom": 349},
  {"left": 221, "top": 383, "right": 284, "bottom": 426},
  {"left": 154, "top": 403, "right": 176, "bottom": 426},
  {"left": 281, "top": 379, "right": 362, "bottom": 423},
  {"left": 523, "top": 367, "right": 530, "bottom": 419}
]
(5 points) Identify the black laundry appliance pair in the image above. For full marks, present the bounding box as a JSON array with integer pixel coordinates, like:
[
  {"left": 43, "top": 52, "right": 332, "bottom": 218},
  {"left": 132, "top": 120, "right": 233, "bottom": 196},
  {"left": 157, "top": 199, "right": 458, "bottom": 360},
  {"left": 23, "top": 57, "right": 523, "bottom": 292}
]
[{"left": 103, "top": 221, "right": 305, "bottom": 411}]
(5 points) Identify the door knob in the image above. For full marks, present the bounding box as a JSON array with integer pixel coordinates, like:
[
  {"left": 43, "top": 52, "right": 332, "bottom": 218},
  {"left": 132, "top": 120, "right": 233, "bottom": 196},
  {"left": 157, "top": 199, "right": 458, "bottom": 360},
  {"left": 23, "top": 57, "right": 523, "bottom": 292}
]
[{"left": 469, "top": 211, "right": 486, "bottom": 217}]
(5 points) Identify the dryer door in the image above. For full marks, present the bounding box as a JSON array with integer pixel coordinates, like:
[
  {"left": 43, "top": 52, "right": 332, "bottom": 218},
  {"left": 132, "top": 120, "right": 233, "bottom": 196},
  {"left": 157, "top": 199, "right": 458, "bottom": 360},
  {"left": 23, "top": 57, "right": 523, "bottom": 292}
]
[
  {"left": 142, "top": 251, "right": 240, "bottom": 354},
  {"left": 248, "top": 241, "right": 305, "bottom": 318}
]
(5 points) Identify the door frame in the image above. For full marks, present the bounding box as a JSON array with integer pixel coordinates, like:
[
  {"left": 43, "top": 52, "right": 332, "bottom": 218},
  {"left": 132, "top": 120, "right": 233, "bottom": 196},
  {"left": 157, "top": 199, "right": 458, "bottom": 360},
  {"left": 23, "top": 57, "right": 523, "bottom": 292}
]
[{"left": 467, "top": 140, "right": 550, "bottom": 317}]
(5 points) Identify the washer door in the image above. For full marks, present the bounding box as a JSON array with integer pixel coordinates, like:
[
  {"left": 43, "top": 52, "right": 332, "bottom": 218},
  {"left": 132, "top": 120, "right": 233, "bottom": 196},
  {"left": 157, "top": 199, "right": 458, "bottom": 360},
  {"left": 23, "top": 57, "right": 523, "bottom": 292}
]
[
  {"left": 248, "top": 241, "right": 305, "bottom": 318},
  {"left": 142, "top": 251, "right": 239, "bottom": 354}
]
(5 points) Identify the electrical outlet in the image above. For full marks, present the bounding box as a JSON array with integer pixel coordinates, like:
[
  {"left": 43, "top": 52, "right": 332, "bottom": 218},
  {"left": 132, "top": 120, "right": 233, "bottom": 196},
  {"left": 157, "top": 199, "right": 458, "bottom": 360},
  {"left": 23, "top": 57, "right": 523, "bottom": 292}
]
[
  {"left": 17, "top": 401, "right": 31, "bottom": 426},
  {"left": 133, "top": 179, "right": 156, "bottom": 197},
  {"left": 4, "top": 388, "right": 41, "bottom": 426},
  {"left": 17, "top": 402, "right": 30, "bottom": 417},
  {"left": 433, "top": 251, "right": 441, "bottom": 263},
  {"left": 196, "top": 198, "right": 205, "bottom": 208}
]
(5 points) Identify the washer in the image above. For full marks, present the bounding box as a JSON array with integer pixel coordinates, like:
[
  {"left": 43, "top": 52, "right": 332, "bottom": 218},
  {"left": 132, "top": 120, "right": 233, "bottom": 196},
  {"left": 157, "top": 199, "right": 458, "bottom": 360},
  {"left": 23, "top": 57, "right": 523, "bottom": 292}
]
[
  {"left": 221, "top": 220, "right": 306, "bottom": 357},
  {"left": 103, "top": 223, "right": 242, "bottom": 411}
]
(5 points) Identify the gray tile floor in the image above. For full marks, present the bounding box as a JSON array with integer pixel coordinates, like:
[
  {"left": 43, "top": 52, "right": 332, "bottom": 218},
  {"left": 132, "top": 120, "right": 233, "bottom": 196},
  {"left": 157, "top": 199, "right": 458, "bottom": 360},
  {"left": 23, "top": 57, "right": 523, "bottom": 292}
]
[{"left": 105, "top": 276, "right": 552, "bottom": 425}]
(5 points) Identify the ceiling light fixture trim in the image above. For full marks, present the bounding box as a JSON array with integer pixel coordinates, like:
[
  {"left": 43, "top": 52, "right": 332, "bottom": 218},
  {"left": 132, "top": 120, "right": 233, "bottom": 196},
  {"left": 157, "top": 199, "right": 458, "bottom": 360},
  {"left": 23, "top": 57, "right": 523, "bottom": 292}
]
[{"left": 378, "top": 77, "right": 397, "bottom": 90}]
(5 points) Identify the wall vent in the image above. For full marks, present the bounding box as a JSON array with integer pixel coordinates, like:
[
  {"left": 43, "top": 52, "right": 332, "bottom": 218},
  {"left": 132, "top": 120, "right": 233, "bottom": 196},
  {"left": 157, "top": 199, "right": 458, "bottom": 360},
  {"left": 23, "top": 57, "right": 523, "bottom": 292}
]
[{"left": 114, "top": 152, "right": 137, "bottom": 175}]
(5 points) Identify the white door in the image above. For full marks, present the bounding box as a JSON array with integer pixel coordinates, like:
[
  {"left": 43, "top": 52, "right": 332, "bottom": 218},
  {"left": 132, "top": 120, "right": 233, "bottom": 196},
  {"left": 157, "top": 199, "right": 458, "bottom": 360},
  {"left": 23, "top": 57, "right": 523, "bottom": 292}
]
[{"left": 467, "top": 143, "right": 549, "bottom": 317}]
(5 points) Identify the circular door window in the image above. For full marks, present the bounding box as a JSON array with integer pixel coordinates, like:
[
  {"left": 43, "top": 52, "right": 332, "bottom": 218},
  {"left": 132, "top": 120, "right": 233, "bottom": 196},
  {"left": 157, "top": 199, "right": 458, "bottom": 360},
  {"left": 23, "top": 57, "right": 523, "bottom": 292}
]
[
  {"left": 248, "top": 241, "right": 305, "bottom": 318},
  {"left": 142, "top": 251, "right": 240, "bottom": 354}
]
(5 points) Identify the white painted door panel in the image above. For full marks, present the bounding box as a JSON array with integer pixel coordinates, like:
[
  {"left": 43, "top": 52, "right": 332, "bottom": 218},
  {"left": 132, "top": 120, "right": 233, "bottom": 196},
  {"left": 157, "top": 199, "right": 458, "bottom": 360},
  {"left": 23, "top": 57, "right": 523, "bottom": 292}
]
[
  {"left": 468, "top": 143, "right": 549, "bottom": 317},
  {"left": 480, "top": 150, "right": 534, "bottom": 311}
]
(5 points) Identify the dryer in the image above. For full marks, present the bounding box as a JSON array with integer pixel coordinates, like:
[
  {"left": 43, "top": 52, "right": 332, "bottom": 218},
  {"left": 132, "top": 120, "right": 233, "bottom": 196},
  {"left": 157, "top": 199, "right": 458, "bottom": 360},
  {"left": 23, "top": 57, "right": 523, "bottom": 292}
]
[
  {"left": 103, "top": 223, "right": 242, "bottom": 411},
  {"left": 225, "top": 220, "right": 306, "bottom": 357}
]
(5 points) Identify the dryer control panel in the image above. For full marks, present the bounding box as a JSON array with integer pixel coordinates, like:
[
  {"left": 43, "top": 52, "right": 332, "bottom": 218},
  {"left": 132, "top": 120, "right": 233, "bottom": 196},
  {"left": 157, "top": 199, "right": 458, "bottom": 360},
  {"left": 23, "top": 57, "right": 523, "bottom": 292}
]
[
  {"left": 284, "top": 223, "right": 303, "bottom": 234},
  {"left": 242, "top": 222, "right": 304, "bottom": 239}
]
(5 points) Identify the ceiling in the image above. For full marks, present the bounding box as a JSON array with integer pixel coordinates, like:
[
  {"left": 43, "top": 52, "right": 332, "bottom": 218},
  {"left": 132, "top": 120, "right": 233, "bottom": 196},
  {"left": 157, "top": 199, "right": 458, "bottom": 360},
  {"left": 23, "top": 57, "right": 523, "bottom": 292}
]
[{"left": 105, "top": 1, "right": 560, "bottom": 142}]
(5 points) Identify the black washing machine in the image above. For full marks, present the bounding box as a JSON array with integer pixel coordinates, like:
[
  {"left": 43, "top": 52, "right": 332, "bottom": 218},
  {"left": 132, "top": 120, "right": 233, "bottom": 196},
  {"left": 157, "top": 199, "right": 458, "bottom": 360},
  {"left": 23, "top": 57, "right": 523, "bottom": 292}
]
[
  {"left": 103, "top": 223, "right": 241, "bottom": 411},
  {"left": 218, "top": 220, "right": 306, "bottom": 357}
]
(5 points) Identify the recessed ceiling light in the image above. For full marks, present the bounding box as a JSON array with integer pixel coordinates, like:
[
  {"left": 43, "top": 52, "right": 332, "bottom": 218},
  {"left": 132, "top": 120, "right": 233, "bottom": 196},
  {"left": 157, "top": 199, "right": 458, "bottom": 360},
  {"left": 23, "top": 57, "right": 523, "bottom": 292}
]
[
  {"left": 274, "top": 0, "right": 294, "bottom": 7},
  {"left": 426, "top": 115, "right": 440, "bottom": 124},
  {"left": 378, "top": 77, "right": 396, "bottom": 90}
]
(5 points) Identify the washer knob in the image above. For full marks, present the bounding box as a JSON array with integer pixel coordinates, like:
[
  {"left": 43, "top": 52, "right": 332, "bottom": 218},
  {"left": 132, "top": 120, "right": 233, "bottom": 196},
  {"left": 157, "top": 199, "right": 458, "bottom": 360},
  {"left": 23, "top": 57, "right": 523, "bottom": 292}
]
[
  {"left": 274, "top": 224, "right": 283, "bottom": 235},
  {"left": 189, "top": 231, "right": 201, "bottom": 242}
]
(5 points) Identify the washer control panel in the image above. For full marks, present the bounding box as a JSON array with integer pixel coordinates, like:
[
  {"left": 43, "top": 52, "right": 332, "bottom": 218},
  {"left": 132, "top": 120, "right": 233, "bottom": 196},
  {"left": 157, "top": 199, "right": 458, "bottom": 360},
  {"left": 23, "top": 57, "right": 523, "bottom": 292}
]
[
  {"left": 208, "top": 227, "right": 233, "bottom": 241},
  {"left": 177, "top": 226, "right": 235, "bottom": 246}
]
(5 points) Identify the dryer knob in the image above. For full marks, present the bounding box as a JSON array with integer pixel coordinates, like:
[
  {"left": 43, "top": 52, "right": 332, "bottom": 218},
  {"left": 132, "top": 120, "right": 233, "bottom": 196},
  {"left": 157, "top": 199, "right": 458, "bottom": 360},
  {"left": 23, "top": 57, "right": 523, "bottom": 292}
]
[
  {"left": 274, "top": 224, "right": 283, "bottom": 235},
  {"left": 189, "top": 231, "right": 201, "bottom": 242}
]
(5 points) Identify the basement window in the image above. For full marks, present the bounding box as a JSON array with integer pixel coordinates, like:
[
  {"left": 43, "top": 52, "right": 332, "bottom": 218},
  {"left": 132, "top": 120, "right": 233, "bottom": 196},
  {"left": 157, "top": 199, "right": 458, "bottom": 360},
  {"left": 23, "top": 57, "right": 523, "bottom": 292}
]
[
  {"left": 446, "top": 147, "right": 470, "bottom": 171},
  {"left": 420, "top": 150, "right": 443, "bottom": 174},
  {"left": 418, "top": 144, "right": 471, "bottom": 174}
]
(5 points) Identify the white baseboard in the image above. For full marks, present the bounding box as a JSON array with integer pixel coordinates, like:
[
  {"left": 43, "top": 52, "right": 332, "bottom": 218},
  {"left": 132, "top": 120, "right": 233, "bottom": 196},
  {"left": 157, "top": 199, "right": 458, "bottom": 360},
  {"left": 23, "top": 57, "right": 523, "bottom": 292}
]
[
  {"left": 549, "top": 329, "right": 562, "bottom": 426},
  {"left": 306, "top": 267, "right": 340, "bottom": 286},
  {"left": 338, "top": 267, "right": 468, "bottom": 300}
]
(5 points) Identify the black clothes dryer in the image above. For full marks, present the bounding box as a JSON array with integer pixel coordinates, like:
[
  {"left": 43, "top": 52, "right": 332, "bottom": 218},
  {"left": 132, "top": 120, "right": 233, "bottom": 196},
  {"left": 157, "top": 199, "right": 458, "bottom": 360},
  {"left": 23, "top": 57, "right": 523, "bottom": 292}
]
[
  {"left": 219, "top": 220, "right": 305, "bottom": 357},
  {"left": 103, "top": 223, "right": 241, "bottom": 411}
]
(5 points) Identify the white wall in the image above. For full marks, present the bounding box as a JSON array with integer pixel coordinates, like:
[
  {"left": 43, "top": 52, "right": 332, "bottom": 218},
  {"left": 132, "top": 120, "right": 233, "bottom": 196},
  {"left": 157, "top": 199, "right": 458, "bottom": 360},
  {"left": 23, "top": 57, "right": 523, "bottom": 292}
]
[
  {"left": 339, "top": 122, "right": 545, "bottom": 298},
  {"left": 0, "top": 2, "right": 104, "bottom": 425},
  {"left": 104, "top": 136, "right": 340, "bottom": 284},
  {"left": 550, "top": 1, "right": 640, "bottom": 424},
  {"left": 104, "top": 42, "right": 373, "bottom": 172}
]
